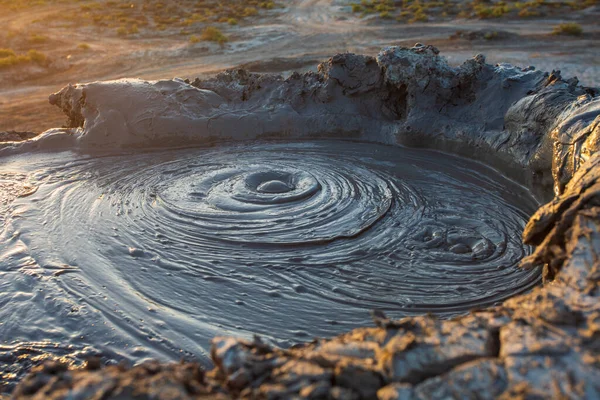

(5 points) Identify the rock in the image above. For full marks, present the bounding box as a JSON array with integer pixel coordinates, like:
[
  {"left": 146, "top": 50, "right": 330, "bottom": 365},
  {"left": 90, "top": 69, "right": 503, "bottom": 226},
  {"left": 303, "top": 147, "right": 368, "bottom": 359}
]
[
  {"left": 11, "top": 360, "right": 225, "bottom": 399},
  {"left": 377, "top": 316, "right": 496, "bottom": 384},
  {"left": 413, "top": 359, "right": 507, "bottom": 400},
  {"left": 334, "top": 360, "right": 384, "bottom": 399},
  {"left": 377, "top": 383, "right": 414, "bottom": 400}
]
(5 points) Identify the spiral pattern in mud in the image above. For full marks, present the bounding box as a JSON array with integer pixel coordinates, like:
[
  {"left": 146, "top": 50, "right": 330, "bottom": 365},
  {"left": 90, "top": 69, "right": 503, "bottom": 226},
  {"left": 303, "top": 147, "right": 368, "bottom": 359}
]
[{"left": 4, "top": 141, "right": 541, "bottom": 355}]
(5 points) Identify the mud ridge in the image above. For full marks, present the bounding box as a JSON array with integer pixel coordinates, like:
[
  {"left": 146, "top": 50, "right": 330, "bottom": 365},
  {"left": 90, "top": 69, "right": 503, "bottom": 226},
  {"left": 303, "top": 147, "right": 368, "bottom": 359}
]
[{"left": 5, "top": 44, "right": 600, "bottom": 399}]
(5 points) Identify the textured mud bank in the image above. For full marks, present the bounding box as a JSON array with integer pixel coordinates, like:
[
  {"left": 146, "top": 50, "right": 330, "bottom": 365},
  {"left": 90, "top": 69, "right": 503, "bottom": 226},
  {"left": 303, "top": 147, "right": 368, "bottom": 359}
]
[{"left": 3, "top": 45, "right": 600, "bottom": 398}]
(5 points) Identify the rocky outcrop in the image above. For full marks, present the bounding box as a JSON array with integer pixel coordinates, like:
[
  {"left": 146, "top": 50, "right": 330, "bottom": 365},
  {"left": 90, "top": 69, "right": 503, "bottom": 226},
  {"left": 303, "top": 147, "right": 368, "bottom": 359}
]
[
  {"left": 7, "top": 45, "right": 600, "bottom": 399},
  {"left": 11, "top": 359, "right": 226, "bottom": 399}
]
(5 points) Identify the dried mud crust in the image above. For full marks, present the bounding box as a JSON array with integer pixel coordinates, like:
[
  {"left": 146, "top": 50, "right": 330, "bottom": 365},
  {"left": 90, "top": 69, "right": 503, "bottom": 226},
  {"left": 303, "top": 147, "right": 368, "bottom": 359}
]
[{"left": 9, "top": 45, "right": 600, "bottom": 399}]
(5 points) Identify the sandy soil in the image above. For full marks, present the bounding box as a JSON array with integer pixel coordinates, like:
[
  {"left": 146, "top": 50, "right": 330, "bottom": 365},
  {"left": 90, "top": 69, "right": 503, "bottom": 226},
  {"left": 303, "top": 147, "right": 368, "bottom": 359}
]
[{"left": 0, "top": 0, "right": 598, "bottom": 134}]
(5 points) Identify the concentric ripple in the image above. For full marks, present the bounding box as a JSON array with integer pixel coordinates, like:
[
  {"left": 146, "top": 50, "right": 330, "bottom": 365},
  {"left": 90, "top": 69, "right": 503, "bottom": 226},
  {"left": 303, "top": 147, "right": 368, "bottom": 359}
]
[
  {"left": 1, "top": 141, "right": 541, "bottom": 362},
  {"left": 156, "top": 161, "right": 392, "bottom": 244}
]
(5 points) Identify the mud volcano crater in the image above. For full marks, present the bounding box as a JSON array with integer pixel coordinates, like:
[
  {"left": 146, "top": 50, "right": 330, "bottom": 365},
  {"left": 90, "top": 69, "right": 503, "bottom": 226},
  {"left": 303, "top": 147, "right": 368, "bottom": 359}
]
[
  {"left": 2, "top": 142, "right": 540, "bottom": 351},
  {"left": 4, "top": 45, "right": 600, "bottom": 398}
]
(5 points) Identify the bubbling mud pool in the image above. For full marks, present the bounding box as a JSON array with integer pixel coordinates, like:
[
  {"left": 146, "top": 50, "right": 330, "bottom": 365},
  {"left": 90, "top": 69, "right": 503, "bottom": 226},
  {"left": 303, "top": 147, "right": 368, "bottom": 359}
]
[{"left": 0, "top": 140, "right": 541, "bottom": 366}]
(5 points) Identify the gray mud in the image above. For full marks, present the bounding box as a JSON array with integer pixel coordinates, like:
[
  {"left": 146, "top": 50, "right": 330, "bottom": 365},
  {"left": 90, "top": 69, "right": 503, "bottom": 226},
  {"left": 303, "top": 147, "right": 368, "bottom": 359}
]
[{"left": 0, "top": 141, "right": 539, "bottom": 390}]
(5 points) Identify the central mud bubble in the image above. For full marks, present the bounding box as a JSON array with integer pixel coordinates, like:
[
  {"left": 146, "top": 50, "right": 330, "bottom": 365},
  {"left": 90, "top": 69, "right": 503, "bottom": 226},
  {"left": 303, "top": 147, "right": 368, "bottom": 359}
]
[
  {"left": 1, "top": 140, "right": 541, "bottom": 361},
  {"left": 250, "top": 172, "right": 296, "bottom": 194}
]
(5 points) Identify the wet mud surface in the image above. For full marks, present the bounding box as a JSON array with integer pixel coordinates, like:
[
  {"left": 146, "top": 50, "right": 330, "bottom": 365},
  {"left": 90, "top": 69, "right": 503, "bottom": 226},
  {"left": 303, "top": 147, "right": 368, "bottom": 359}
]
[{"left": 0, "top": 141, "right": 539, "bottom": 390}]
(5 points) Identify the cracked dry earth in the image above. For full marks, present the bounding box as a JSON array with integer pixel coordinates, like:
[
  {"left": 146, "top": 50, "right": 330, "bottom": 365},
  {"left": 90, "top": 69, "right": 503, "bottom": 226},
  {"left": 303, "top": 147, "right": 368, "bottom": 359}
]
[{"left": 4, "top": 44, "right": 600, "bottom": 399}]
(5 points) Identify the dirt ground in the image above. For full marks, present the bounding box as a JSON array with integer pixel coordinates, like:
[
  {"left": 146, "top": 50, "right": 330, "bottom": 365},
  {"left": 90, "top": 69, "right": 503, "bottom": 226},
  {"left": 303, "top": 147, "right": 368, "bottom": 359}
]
[{"left": 0, "top": 0, "right": 599, "bottom": 134}]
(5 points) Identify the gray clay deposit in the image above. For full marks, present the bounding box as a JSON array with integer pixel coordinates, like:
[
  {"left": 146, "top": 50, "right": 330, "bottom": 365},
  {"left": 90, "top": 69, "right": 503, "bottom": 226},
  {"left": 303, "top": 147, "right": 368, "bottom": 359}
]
[
  {"left": 3, "top": 44, "right": 600, "bottom": 398},
  {"left": 0, "top": 141, "right": 539, "bottom": 374}
]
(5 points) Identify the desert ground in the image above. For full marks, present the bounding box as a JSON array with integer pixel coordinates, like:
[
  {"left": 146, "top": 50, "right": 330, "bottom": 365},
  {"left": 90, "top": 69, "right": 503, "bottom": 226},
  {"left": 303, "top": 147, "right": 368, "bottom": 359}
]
[{"left": 0, "top": 0, "right": 598, "bottom": 135}]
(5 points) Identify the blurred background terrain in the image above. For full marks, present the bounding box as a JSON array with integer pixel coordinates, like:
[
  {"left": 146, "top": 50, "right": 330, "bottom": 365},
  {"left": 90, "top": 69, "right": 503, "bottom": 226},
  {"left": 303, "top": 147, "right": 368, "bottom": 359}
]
[{"left": 0, "top": 0, "right": 598, "bottom": 133}]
